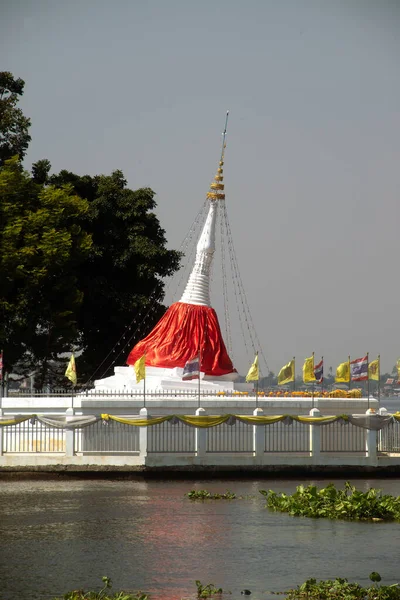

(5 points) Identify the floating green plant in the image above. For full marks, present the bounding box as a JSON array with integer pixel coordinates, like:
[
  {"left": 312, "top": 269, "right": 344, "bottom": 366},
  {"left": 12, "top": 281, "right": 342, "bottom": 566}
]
[
  {"left": 54, "top": 576, "right": 148, "bottom": 600},
  {"left": 260, "top": 482, "right": 400, "bottom": 521},
  {"left": 195, "top": 580, "right": 224, "bottom": 598},
  {"left": 282, "top": 573, "right": 399, "bottom": 600},
  {"left": 186, "top": 489, "right": 237, "bottom": 500}
]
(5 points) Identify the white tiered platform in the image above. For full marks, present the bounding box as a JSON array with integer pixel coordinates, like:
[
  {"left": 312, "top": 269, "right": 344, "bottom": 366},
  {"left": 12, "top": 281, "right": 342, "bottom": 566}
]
[{"left": 94, "top": 365, "right": 254, "bottom": 393}]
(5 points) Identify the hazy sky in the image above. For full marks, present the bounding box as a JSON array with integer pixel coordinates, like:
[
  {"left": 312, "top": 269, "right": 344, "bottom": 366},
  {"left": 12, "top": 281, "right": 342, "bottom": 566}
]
[{"left": 2, "top": 0, "right": 400, "bottom": 377}]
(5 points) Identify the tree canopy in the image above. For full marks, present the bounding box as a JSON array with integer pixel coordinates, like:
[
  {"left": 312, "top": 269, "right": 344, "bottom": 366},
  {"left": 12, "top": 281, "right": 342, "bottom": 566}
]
[
  {"left": 0, "top": 72, "right": 31, "bottom": 165},
  {"left": 49, "top": 169, "right": 182, "bottom": 383},
  {"left": 0, "top": 157, "right": 92, "bottom": 387},
  {"left": 0, "top": 72, "right": 182, "bottom": 387}
]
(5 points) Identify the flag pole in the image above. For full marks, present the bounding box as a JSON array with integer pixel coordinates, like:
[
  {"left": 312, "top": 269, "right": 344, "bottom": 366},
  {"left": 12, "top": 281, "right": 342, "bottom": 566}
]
[
  {"left": 367, "top": 352, "right": 370, "bottom": 409},
  {"left": 378, "top": 354, "right": 381, "bottom": 407},
  {"left": 321, "top": 355, "right": 324, "bottom": 394},
  {"left": 293, "top": 356, "right": 296, "bottom": 393},
  {"left": 0, "top": 348, "right": 3, "bottom": 409},
  {"left": 312, "top": 351, "right": 315, "bottom": 409},
  {"left": 198, "top": 343, "right": 201, "bottom": 409},
  {"left": 255, "top": 351, "right": 259, "bottom": 409},
  {"left": 143, "top": 353, "right": 146, "bottom": 408},
  {"left": 348, "top": 355, "right": 351, "bottom": 391}
]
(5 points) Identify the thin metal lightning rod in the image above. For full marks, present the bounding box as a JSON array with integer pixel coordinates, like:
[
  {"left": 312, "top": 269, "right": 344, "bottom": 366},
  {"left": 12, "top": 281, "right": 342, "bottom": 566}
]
[{"left": 221, "top": 110, "right": 229, "bottom": 159}]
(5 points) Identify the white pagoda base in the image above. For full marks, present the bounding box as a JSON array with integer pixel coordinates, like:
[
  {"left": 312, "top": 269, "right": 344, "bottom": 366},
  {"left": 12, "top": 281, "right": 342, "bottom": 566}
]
[{"left": 94, "top": 365, "right": 254, "bottom": 392}]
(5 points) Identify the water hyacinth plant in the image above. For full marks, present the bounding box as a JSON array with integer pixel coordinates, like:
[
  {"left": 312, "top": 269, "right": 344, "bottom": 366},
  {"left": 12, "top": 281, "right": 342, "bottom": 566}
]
[
  {"left": 260, "top": 482, "right": 400, "bottom": 521},
  {"left": 54, "top": 576, "right": 148, "bottom": 600},
  {"left": 283, "top": 573, "right": 400, "bottom": 600},
  {"left": 186, "top": 490, "right": 237, "bottom": 500},
  {"left": 195, "top": 580, "right": 224, "bottom": 598}
]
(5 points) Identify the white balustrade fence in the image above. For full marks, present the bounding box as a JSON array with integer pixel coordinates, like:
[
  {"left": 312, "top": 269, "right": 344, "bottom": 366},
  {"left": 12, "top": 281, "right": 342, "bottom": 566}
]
[
  {"left": 75, "top": 420, "right": 141, "bottom": 453},
  {"left": 320, "top": 421, "right": 366, "bottom": 453},
  {"left": 264, "top": 420, "right": 310, "bottom": 453},
  {"left": 3, "top": 420, "right": 65, "bottom": 453},
  {"left": 1, "top": 408, "right": 400, "bottom": 470},
  {"left": 147, "top": 420, "right": 196, "bottom": 453}
]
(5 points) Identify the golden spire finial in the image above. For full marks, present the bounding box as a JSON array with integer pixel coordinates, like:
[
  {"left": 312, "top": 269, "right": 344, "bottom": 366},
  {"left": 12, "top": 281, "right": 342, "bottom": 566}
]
[{"left": 207, "top": 112, "right": 229, "bottom": 202}]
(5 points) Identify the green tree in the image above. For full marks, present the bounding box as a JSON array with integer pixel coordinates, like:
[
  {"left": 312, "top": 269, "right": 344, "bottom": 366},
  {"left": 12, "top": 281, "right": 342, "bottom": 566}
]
[
  {"left": 0, "top": 72, "right": 31, "bottom": 165},
  {"left": 32, "top": 158, "right": 51, "bottom": 184},
  {"left": 50, "top": 169, "right": 182, "bottom": 383},
  {"left": 0, "top": 157, "right": 92, "bottom": 386}
]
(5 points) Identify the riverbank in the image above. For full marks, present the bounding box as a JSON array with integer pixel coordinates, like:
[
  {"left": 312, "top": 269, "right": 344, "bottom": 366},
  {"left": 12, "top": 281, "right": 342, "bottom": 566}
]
[{"left": 1, "top": 463, "right": 400, "bottom": 478}]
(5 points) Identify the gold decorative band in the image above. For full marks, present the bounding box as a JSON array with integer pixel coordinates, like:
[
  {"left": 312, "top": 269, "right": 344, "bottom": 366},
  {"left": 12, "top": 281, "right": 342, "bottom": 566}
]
[{"left": 207, "top": 192, "right": 225, "bottom": 200}]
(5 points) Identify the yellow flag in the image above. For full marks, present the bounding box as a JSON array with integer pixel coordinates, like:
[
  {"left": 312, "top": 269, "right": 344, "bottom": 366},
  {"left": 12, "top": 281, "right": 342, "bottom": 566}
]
[
  {"left": 335, "top": 360, "right": 350, "bottom": 383},
  {"left": 397, "top": 359, "right": 400, "bottom": 382},
  {"left": 65, "top": 354, "right": 77, "bottom": 385},
  {"left": 246, "top": 353, "right": 259, "bottom": 382},
  {"left": 134, "top": 354, "right": 146, "bottom": 384},
  {"left": 368, "top": 357, "right": 380, "bottom": 381},
  {"left": 278, "top": 359, "right": 295, "bottom": 385},
  {"left": 302, "top": 356, "right": 316, "bottom": 383}
]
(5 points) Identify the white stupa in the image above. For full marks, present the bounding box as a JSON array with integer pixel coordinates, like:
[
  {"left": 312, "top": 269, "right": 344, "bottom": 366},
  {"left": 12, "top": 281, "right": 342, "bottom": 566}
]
[{"left": 94, "top": 117, "right": 253, "bottom": 393}]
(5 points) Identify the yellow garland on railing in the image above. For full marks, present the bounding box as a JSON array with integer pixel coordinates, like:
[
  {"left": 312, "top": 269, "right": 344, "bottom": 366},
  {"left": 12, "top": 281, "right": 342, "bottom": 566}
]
[
  {"left": 0, "top": 413, "right": 373, "bottom": 429},
  {"left": 0, "top": 415, "right": 35, "bottom": 427},
  {"left": 177, "top": 415, "right": 230, "bottom": 427},
  {"left": 100, "top": 414, "right": 347, "bottom": 427},
  {"left": 101, "top": 414, "right": 171, "bottom": 427},
  {"left": 236, "top": 415, "right": 288, "bottom": 425},
  {"left": 292, "top": 415, "right": 347, "bottom": 424}
]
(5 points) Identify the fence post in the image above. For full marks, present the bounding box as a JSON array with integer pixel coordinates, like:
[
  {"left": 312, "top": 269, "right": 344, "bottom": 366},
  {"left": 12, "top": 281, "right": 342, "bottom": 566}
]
[
  {"left": 0, "top": 408, "right": 3, "bottom": 456},
  {"left": 65, "top": 407, "right": 75, "bottom": 457},
  {"left": 377, "top": 407, "right": 389, "bottom": 456},
  {"left": 365, "top": 408, "right": 377, "bottom": 462},
  {"left": 139, "top": 407, "right": 148, "bottom": 460},
  {"left": 309, "top": 408, "right": 321, "bottom": 460},
  {"left": 195, "top": 407, "right": 206, "bottom": 458},
  {"left": 253, "top": 407, "right": 264, "bottom": 459}
]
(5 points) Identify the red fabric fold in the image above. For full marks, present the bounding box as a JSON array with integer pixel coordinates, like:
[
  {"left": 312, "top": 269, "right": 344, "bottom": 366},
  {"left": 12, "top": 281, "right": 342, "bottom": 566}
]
[{"left": 126, "top": 302, "right": 236, "bottom": 376}]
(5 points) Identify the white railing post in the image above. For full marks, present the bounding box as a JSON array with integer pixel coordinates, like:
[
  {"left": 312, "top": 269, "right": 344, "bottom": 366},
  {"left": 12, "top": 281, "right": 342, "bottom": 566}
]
[
  {"left": 253, "top": 407, "right": 264, "bottom": 459},
  {"left": 139, "top": 407, "right": 148, "bottom": 460},
  {"left": 309, "top": 408, "right": 321, "bottom": 459},
  {"left": 378, "top": 407, "right": 388, "bottom": 453},
  {"left": 195, "top": 407, "right": 206, "bottom": 458},
  {"left": 0, "top": 408, "right": 3, "bottom": 456},
  {"left": 65, "top": 407, "right": 75, "bottom": 457},
  {"left": 366, "top": 408, "right": 377, "bottom": 462}
]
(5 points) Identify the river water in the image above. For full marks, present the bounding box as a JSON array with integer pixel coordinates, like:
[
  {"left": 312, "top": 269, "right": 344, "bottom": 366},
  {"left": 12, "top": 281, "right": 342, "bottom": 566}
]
[{"left": 1, "top": 397, "right": 400, "bottom": 600}]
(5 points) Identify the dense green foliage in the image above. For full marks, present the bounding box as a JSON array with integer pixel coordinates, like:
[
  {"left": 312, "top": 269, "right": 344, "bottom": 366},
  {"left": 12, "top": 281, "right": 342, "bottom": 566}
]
[
  {"left": 0, "top": 72, "right": 31, "bottom": 165},
  {"left": 283, "top": 573, "right": 400, "bottom": 600},
  {"left": 55, "top": 576, "right": 148, "bottom": 600},
  {"left": 260, "top": 482, "right": 400, "bottom": 521},
  {"left": 0, "top": 72, "right": 182, "bottom": 386},
  {"left": 195, "top": 580, "right": 223, "bottom": 598},
  {"left": 54, "top": 576, "right": 225, "bottom": 599},
  {"left": 0, "top": 157, "right": 92, "bottom": 386},
  {"left": 53, "top": 574, "right": 400, "bottom": 600},
  {"left": 49, "top": 169, "right": 181, "bottom": 383},
  {"left": 186, "top": 489, "right": 237, "bottom": 500}
]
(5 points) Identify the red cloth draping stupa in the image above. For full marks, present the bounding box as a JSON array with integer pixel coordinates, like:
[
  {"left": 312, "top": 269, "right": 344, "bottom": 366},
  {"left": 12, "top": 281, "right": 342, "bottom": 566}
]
[{"left": 126, "top": 302, "right": 235, "bottom": 376}]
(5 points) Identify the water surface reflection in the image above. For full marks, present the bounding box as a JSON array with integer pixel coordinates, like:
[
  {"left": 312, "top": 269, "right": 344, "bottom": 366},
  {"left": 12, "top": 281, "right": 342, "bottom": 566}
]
[{"left": 1, "top": 476, "right": 400, "bottom": 600}]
